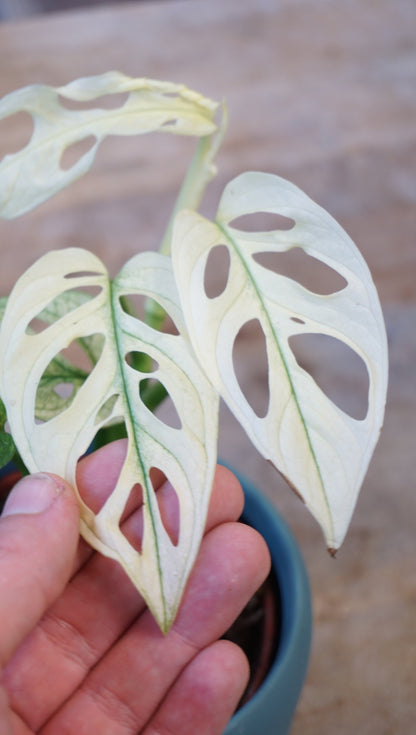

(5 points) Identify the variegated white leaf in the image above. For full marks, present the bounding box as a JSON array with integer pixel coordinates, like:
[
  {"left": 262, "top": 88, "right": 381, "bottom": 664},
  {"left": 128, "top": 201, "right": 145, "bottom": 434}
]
[
  {"left": 34, "top": 290, "right": 103, "bottom": 422},
  {"left": 0, "top": 72, "right": 218, "bottom": 218},
  {"left": 0, "top": 248, "right": 219, "bottom": 631},
  {"left": 172, "top": 172, "right": 388, "bottom": 550}
]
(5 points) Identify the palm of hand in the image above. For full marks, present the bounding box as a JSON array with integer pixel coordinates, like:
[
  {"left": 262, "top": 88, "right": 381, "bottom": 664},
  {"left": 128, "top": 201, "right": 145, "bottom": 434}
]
[{"left": 0, "top": 441, "right": 270, "bottom": 735}]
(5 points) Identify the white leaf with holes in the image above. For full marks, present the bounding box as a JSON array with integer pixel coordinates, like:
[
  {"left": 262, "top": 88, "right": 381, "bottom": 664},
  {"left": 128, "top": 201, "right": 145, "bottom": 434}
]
[
  {"left": 0, "top": 247, "right": 219, "bottom": 632},
  {"left": 0, "top": 71, "right": 218, "bottom": 219},
  {"left": 172, "top": 172, "right": 388, "bottom": 549}
]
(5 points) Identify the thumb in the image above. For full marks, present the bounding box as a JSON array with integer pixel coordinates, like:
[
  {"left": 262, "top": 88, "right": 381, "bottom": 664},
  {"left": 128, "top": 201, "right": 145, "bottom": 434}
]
[{"left": 0, "top": 473, "right": 80, "bottom": 668}]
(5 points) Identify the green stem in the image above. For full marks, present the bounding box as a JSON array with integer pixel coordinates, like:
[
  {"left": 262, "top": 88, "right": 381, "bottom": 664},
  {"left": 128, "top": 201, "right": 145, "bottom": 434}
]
[
  {"left": 145, "top": 102, "right": 228, "bottom": 333},
  {"left": 107, "top": 105, "right": 228, "bottom": 423},
  {"left": 140, "top": 104, "right": 227, "bottom": 412},
  {"left": 159, "top": 112, "right": 227, "bottom": 257}
]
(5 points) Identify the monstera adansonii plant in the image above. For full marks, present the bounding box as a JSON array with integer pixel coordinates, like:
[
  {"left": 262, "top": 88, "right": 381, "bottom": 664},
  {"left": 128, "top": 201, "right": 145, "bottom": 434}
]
[{"left": 0, "top": 73, "right": 388, "bottom": 632}]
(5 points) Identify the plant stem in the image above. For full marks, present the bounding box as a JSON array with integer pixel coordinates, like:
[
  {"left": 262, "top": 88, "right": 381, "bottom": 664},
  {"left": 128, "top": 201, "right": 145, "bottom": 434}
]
[
  {"left": 160, "top": 110, "right": 227, "bottom": 257},
  {"left": 145, "top": 103, "right": 227, "bottom": 330},
  {"left": 139, "top": 104, "right": 227, "bottom": 412},
  {"left": 96, "top": 105, "right": 228, "bottom": 437}
]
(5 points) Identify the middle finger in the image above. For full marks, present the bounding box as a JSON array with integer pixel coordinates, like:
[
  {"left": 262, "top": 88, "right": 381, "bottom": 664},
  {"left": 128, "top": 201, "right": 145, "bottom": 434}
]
[{"left": 3, "top": 455, "right": 244, "bottom": 731}]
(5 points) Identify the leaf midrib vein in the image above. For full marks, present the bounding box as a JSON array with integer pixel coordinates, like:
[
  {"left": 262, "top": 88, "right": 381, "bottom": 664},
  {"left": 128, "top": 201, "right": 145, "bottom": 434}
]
[{"left": 217, "top": 221, "right": 331, "bottom": 529}]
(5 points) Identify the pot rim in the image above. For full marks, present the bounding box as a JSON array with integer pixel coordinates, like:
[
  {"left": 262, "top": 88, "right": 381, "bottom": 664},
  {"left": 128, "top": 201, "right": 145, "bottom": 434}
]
[{"left": 224, "top": 468, "right": 312, "bottom": 735}]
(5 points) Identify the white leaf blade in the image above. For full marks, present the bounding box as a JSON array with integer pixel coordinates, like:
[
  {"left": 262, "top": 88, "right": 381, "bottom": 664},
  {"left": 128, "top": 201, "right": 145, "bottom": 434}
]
[
  {"left": 0, "top": 72, "right": 219, "bottom": 219},
  {"left": 172, "top": 172, "right": 388, "bottom": 549},
  {"left": 0, "top": 248, "right": 219, "bottom": 631}
]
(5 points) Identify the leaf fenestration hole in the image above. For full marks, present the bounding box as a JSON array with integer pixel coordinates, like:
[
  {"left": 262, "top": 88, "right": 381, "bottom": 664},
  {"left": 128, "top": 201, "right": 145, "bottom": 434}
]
[
  {"left": 253, "top": 248, "right": 347, "bottom": 295},
  {"left": 204, "top": 244, "right": 230, "bottom": 299},
  {"left": 95, "top": 394, "right": 120, "bottom": 425},
  {"left": 61, "top": 334, "right": 105, "bottom": 372},
  {"left": 52, "top": 382, "right": 75, "bottom": 399},
  {"left": 232, "top": 319, "right": 270, "bottom": 418},
  {"left": 119, "top": 482, "right": 144, "bottom": 554},
  {"left": 60, "top": 135, "right": 97, "bottom": 171},
  {"left": 0, "top": 111, "right": 34, "bottom": 162},
  {"left": 150, "top": 467, "right": 180, "bottom": 547},
  {"left": 289, "top": 333, "right": 369, "bottom": 420},
  {"left": 64, "top": 270, "right": 103, "bottom": 279},
  {"left": 140, "top": 379, "right": 182, "bottom": 430},
  {"left": 230, "top": 211, "right": 295, "bottom": 232},
  {"left": 125, "top": 351, "right": 159, "bottom": 373},
  {"left": 34, "top": 334, "right": 105, "bottom": 423},
  {"left": 26, "top": 286, "right": 103, "bottom": 334},
  {"left": 76, "top": 427, "right": 128, "bottom": 514},
  {"left": 58, "top": 91, "right": 129, "bottom": 111},
  {"left": 119, "top": 294, "right": 180, "bottom": 336}
]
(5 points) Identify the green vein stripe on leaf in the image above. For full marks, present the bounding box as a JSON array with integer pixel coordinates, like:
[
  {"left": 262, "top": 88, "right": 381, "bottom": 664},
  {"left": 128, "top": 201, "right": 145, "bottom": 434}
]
[
  {"left": 172, "top": 171, "right": 388, "bottom": 550},
  {"left": 0, "top": 247, "right": 219, "bottom": 632}
]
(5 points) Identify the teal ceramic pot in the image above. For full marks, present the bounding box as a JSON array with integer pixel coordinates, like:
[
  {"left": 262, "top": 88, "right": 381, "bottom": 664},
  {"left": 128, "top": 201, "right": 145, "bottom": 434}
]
[{"left": 224, "top": 472, "right": 312, "bottom": 735}]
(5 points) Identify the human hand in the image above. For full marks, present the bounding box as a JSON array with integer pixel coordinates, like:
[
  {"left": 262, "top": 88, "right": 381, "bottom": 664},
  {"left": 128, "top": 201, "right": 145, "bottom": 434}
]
[{"left": 0, "top": 440, "right": 270, "bottom": 735}]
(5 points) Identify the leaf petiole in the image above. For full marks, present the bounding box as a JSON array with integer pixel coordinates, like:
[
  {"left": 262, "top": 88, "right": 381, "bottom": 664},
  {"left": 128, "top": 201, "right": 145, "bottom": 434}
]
[{"left": 143, "top": 103, "right": 228, "bottom": 334}]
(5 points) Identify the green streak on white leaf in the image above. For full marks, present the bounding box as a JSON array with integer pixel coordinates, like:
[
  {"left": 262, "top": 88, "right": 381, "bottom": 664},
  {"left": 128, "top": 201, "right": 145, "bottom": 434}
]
[
  {"left": 0, "top": 301, "right": 16, "bottom": 469},
  {"left": 0, "top": 248, "right": 219, "bottom": 631},
  {"left": 32, "top": 291, "right": 101, "bottom": 421},
  {"left": 215, "top": 217, "right": 330, "bottom": 533},
  {"left": 172, "top": 172, "right": 388, "bottom": 550},
  {"left": 0, "top": 396, "right": 15, "bottom": 469}
]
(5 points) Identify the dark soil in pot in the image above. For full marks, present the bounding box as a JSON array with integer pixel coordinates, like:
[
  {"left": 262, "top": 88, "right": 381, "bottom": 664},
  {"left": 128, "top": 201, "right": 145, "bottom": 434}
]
[
  {"left": 223, "top": 567, "right": 281, "bottom": 710},
  {"left": 0, "top": 469, "right": 22, "bottom": 512}
]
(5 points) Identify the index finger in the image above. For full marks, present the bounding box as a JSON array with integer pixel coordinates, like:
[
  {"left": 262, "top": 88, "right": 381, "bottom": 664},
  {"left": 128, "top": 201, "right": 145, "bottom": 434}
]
[{"left": 73, "top": 440, "right": 245, "bottom": 569}]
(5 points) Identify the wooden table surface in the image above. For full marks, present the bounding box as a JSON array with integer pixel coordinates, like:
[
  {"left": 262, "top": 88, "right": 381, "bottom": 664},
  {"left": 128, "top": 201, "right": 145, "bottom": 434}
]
[{"left": 1, "top": 1, "right": 415, "bottom": 733}]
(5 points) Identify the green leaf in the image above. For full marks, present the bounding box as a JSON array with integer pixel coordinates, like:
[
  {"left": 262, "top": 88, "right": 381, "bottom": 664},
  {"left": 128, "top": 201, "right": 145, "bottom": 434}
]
[
  {"left": 172, "top": 172, "right": 388, "bottom": 550},
  {"left": 34, "top": 352, "right": 88, "bottom": 423},
  {"left": 0, "top": 296, "right": 7, "bottom": 324},
  {"left": 0, "top": 72, "right": 219, "bottom": 219},
  {"left": 0, "top": 301, "right": 15, "bottom": 469},
  {"left": 33, "top": 290, "right": 104, "bottom": 422},
  {"left": 2, "top": 292, "right": 101, "bottom": 424},
  {"left": 0, "top": 248, "right": 219, "bottom": 631},
  {"left": 0, "top": 397, "right": 15, "bottom": 470}
]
